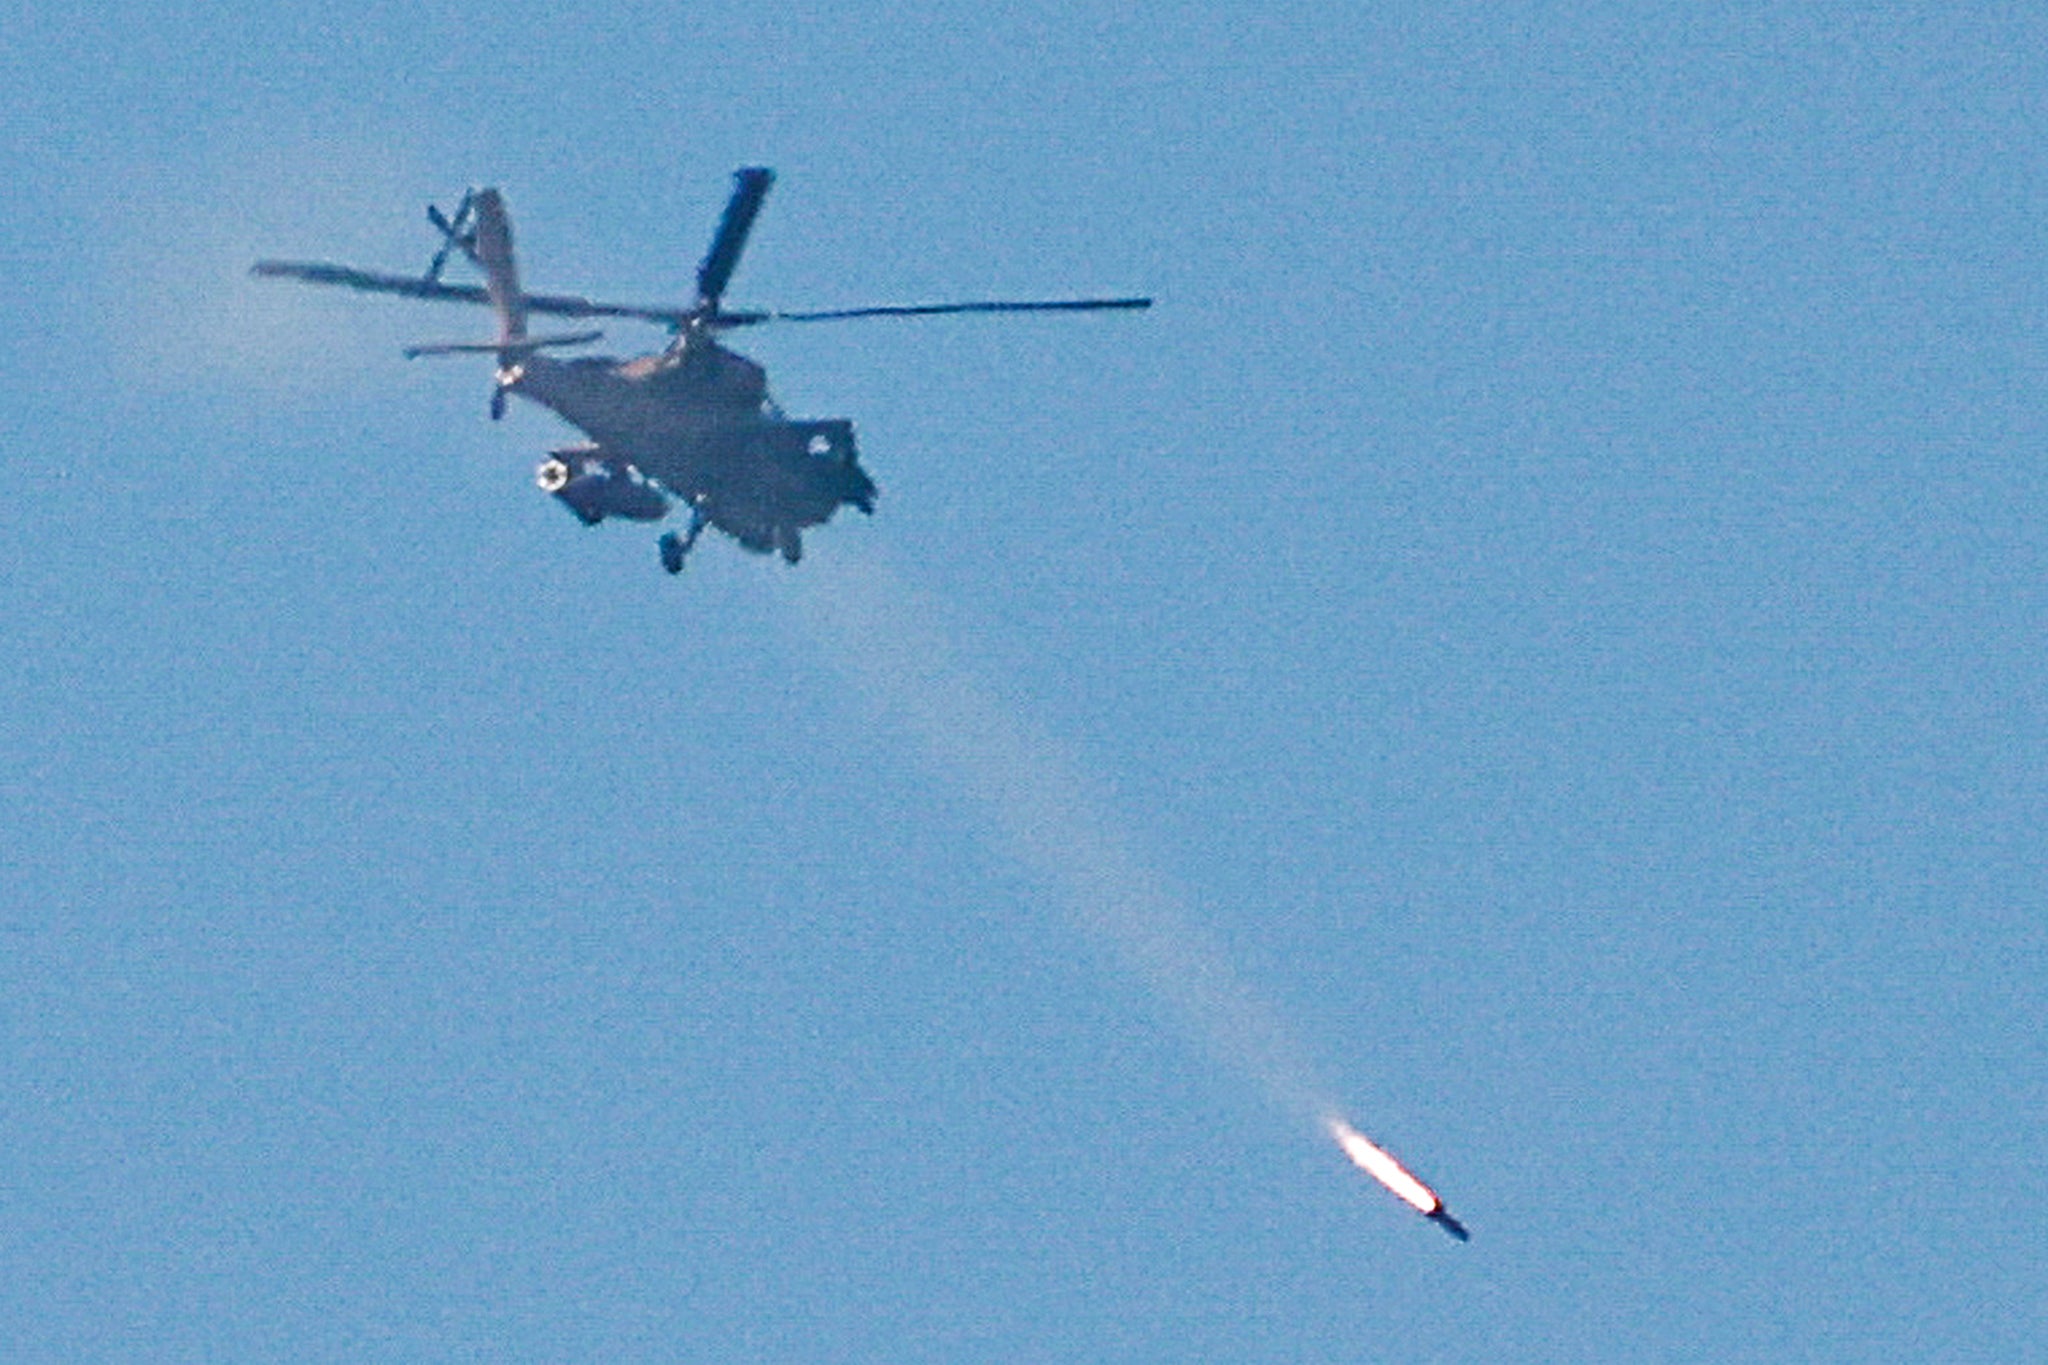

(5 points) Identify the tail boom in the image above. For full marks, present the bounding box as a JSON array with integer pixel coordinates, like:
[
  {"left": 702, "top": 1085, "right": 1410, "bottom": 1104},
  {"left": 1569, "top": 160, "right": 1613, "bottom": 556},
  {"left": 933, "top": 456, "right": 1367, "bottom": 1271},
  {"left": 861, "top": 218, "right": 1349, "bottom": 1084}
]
[{"left": 471, "top": 188, "right": 526, "bottom": 345}]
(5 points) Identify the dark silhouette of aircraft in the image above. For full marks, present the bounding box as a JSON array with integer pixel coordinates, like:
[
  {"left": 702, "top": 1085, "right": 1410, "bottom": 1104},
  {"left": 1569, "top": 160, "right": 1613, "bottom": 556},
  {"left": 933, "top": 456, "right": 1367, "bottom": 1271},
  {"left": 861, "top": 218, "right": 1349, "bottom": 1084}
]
[{"left": 254, "top": 170, "right": 1149, "bottom": 572}]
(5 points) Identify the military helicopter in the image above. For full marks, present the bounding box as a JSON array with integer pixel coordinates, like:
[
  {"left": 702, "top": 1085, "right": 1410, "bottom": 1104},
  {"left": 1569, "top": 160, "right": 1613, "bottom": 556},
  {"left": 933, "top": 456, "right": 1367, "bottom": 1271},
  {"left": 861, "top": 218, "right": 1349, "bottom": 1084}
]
[{"left": 253, "top": 169, "right": 1150, "bottom": 572}]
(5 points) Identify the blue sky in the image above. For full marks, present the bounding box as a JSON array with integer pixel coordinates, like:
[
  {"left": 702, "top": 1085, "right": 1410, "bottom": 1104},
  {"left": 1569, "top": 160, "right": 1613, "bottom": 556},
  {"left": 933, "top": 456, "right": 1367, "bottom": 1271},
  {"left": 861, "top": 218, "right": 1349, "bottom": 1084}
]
[{"left": 4, "top": 3, "right": 2044, "bottom": 1359}]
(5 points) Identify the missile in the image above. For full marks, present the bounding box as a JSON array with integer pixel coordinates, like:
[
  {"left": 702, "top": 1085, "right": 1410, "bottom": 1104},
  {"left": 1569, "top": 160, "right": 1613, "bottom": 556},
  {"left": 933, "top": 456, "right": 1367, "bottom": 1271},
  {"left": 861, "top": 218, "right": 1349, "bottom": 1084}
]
[
  {"left": 1325, "top": 1115, "right": 1469, "bottom": 1242},
  {"left": 1426, "top": 1205, "right": 1471, "bottom": 1242}
]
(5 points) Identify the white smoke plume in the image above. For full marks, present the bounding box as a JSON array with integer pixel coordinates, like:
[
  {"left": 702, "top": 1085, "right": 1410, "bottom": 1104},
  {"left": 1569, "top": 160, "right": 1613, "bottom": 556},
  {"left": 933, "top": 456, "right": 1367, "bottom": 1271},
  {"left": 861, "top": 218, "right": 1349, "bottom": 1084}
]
[{"left": 783, "top": 545, "right": 1326, "bottom": 1121}]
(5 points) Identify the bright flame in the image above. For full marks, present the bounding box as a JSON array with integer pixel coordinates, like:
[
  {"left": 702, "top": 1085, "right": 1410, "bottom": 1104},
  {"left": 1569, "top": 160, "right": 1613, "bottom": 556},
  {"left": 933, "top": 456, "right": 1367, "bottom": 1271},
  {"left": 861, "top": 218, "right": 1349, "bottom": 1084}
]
[{"left": 1326, "top": 1116, "right": 1440, "bottom": 1215}]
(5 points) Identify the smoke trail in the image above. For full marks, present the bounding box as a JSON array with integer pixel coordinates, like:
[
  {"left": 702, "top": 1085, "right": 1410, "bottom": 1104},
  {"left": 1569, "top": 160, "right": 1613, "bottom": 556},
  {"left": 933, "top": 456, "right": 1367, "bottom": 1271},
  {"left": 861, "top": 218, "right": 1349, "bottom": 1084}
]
[
  {"left": 779, "top": 544, "right": 1468, "bottom": 1238},
  {"left": 782, "top": 545, "right": 1327, "bottom": 1120}
]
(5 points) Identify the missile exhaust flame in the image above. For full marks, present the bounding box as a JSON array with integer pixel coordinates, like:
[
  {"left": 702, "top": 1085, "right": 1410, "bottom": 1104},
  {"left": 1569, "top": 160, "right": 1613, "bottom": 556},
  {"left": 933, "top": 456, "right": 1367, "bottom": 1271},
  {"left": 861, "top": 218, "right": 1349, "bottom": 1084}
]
[{"left": 1326, "top": 1115, "right": 1469, "bottom": 1241}]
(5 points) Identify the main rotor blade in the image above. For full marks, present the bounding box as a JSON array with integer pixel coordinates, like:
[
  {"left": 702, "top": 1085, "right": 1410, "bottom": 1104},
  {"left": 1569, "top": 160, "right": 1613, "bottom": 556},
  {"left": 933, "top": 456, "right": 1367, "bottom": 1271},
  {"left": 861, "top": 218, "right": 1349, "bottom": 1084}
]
[
  {"left": 696, "top": 167, "right": 774, "bottom": 312},
  {"left": 254, "top": 260, "right": 1151, "bottom": 332},
  {"left": 714, "top": 296, "right": 1154, "bottom": 327},
  {"left": 251, "top": 261, "right": 690, "bottom": 326}
]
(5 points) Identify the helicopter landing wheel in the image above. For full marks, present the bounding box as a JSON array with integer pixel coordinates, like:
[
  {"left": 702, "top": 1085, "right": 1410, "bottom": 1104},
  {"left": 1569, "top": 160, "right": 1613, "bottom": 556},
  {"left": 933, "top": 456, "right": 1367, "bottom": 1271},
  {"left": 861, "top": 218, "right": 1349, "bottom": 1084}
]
[{"left": 659, "top": 507, "right": 709, "bottom": 575}]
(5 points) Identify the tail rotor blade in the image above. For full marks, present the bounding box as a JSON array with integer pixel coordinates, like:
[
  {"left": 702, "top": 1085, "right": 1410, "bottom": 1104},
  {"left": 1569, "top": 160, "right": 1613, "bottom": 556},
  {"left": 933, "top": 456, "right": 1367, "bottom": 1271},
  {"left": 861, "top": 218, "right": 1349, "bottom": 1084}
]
[
  {"left": 424, "top": 189, "right": 477, "bottom": 283},
  {"left": 695, "top": 167, "right": 774, "bottom": 313}
]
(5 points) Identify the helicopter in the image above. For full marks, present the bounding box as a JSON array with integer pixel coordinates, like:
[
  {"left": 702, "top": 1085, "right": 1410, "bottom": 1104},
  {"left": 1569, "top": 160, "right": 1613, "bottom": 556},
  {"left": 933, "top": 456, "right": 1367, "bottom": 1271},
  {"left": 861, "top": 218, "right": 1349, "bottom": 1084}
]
[{"left": 253, "top": 169, "right": 1151, "bottom": 572}]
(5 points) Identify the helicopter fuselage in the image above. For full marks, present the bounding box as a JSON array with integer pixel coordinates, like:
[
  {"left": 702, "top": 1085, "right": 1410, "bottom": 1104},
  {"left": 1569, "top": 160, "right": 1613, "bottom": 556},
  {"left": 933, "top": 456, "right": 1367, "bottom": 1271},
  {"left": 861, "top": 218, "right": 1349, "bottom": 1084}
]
[{"left": 506, "top": 338, "right": 875, "bottom": 561}]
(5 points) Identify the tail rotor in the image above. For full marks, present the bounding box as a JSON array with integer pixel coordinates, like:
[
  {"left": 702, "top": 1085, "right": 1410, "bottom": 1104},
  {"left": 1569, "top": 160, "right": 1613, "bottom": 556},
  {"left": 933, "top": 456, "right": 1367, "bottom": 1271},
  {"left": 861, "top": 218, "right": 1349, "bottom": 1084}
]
[
  {"left": 424, "top": 189, "right": 479, "bottom": 283},
  {"left": 397, "top": 188, "right": 604, "bottom": 418}
]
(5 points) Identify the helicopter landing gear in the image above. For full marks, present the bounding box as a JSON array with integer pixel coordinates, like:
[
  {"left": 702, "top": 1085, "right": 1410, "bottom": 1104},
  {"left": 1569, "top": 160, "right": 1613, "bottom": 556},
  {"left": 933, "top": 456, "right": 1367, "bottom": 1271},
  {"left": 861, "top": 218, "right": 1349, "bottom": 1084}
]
[{"left": 658, "top": 505, "right": 708, "bottom": 574}]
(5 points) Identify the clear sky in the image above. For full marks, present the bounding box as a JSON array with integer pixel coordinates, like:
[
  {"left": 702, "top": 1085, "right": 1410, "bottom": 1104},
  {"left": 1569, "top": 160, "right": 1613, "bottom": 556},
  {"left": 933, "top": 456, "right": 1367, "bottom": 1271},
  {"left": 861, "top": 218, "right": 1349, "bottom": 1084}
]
[{"left": 4, "top": 3, "right": 2044, "bottom": 1359}]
